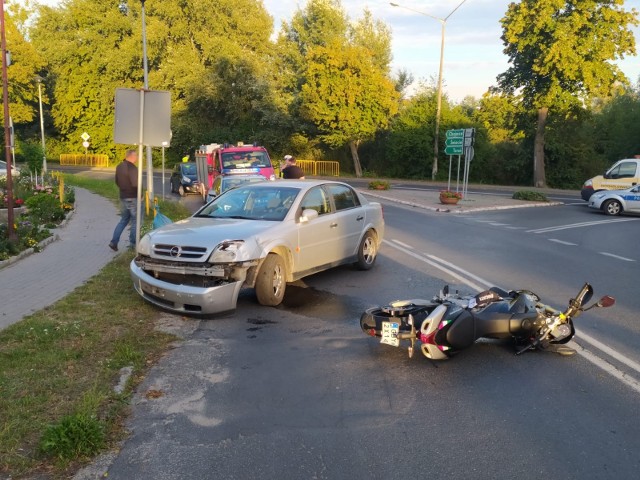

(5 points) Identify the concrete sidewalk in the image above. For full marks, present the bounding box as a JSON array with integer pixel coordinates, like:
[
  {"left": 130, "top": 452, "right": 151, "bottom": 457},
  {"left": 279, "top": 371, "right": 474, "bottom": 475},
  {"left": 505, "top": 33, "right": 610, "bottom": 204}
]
[{"left": 0, "top": 188, "right": 119, "bottom": 331}]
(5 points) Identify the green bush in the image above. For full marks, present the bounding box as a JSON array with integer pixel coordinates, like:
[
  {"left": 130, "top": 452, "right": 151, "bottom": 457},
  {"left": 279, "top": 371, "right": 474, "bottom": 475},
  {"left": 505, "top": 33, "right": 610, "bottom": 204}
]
[
  {"left": 39, "top": 412, "right": 106, "bottom": 460},
  {"left": 512, "top": 190, "right": 548, "bottom": 202},
  {"left": 24, "top": 190, "right": 66, "bottom": 223}
]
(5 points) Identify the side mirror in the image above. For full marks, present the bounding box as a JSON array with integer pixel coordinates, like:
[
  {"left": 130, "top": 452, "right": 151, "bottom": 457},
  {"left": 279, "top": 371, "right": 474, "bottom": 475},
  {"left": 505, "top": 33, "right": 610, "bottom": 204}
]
[
  {"left": 597, "top": 296, "right": 615, "bottom": 308},
  {"left": 299, "top": 209, "right": 319, "bottom": 223}
]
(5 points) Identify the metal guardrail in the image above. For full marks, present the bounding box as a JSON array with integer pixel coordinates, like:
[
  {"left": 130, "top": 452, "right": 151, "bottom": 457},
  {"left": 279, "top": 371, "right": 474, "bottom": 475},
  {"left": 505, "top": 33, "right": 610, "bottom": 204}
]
[
  {"left": 297, "top": 160, "right": 340, "bottom": 177},
  {"left": 60, "top": 154, "right": 110, "bottom": 167}
]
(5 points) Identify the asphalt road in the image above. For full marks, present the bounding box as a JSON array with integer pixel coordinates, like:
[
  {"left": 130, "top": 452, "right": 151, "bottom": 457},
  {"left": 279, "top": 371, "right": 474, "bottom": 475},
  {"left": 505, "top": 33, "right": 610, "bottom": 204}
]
[{"left": 80, "top": 192, "right": 640, "bottom": 480}]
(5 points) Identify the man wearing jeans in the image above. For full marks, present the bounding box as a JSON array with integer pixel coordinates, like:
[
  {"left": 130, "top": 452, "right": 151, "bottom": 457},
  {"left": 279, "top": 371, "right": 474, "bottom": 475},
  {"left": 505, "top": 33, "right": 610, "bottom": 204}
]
[{"left": 109, "top": 149, "right": 139, "bottom": 251}]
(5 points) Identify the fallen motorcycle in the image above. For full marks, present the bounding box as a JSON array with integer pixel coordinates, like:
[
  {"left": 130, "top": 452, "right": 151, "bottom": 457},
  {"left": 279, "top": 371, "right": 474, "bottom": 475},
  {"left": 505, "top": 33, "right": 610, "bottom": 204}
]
[{"left": 360, "top": 283, "right": 614, "bottom": 360}]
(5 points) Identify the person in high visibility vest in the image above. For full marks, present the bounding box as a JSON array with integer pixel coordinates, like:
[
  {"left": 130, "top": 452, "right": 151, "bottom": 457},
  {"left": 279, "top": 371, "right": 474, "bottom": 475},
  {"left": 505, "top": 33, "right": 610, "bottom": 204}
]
[{"left": 182, "top": 154, "right": 189, "bottom": 163}]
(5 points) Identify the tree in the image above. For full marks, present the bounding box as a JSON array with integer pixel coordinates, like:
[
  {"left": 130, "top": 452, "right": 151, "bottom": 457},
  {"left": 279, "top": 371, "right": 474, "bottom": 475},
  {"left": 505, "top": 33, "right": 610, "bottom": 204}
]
[
  {"left": 300, "top": 39, "right": 399, "bottom": 177},
  {"left": 2, "top": 1, "right": 45, "bottom": 125},
  {"left": 496, "top": 0, "right": 638, "bottom": 187}
]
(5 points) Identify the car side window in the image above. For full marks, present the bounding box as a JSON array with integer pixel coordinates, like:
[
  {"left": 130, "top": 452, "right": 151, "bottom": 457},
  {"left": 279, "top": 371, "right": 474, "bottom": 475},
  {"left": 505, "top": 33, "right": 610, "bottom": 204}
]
[
  {"left": 300, "top": 187, "right": 330, "bottom": 215},
  {"left": 617, "top": 162, "right": 638, "bottom": 178},
  {"left": 327, "top": 184, "right": 360, "bottom": 211}
]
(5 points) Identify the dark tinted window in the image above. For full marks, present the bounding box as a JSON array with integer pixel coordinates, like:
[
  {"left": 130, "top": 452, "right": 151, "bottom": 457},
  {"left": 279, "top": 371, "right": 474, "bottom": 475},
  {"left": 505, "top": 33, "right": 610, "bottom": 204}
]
[{"left": 327, "top": 184, "right": 359, "bottom": 211}]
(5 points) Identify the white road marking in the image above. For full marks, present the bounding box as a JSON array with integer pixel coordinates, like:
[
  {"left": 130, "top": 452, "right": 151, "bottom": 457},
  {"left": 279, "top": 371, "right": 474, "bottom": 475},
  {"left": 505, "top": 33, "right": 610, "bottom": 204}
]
[
  {"left": 570, "top": 342, "right": 640, "bottom": 395},
  {"left": 549, "top": 239, "right": 578, "bottom": 246},
  {"left": 385, "top": 240, "right": 486, "bottom": 291},
  {"left": 489, "top": 223, "right": 508, "bottom": 226},
  {"left": 390, "top": 239, "right": 413, "bottom": 250},
  {"left": 599, "top": 252, "right": 635, "bottom": 262},
  {"left": 527, "top": 218, "right": 638, "bottom": 233},
  {"left": 384, "top": 238, "right": 640, "bottom": 394}
]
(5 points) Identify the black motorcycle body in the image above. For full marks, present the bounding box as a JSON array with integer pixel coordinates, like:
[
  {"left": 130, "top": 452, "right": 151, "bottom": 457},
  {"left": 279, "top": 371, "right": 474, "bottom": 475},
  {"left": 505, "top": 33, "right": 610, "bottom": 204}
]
[{"left": 360, "top": 284, "right": 613, "bottom": 360}]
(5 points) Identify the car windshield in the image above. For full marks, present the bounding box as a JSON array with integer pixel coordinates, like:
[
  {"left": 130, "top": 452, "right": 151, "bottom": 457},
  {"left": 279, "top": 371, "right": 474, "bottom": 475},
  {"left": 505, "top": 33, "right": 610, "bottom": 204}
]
[
  {"left": 222, "top": 152, "right": 271, "bottom": 169},
  {"left": 181, "top": 163, "right": 197, "bottom": 175},
  {"left": 222, "top": 176, "right": 265, "bottom": 192},
  {"left": 196, "top": 186, "right": 300, "bottom": 221}
]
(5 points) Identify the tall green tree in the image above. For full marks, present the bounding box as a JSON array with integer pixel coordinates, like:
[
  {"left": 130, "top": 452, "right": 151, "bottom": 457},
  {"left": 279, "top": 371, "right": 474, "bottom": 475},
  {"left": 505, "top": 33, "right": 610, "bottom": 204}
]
[
  {"left": 300, "top": 39, "right": 399, "bottom": 176},
  {"left": 2, "top": 1, "right": 45, "bottom": 125},
  {"left": 496, "top": 0, "right": 637, "bottom": 187}
]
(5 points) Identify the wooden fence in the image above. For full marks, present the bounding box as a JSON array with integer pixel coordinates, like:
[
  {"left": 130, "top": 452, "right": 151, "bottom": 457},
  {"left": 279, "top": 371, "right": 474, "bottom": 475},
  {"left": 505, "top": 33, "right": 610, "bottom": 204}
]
[{"left": 60, "top": 154, "right": 110, "bottom": 167}]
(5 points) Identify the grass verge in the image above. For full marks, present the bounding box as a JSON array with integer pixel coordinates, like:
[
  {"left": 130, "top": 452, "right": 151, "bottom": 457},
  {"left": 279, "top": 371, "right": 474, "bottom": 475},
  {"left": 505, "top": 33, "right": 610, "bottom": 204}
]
[{"left": 0, "top": 177, "right": 191, "bottom": 477}]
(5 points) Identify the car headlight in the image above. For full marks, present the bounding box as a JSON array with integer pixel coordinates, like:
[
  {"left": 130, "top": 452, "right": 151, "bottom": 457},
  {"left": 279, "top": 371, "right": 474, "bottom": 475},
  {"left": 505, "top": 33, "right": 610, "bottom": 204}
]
[
  {"left": 208, "top": 240, "right": 245, "bottom": 263},
  {"left": 583, "top": 179, "right": 593, "bottom": 187},
  {"left": 138, "top": 234, "right": 151, "bottom": 256},
  {"left": 182, "top": 176, "right": 191, "bottom": 183},
  {"left": 594, "top": 192, "right": 607, "bottom": 199}
]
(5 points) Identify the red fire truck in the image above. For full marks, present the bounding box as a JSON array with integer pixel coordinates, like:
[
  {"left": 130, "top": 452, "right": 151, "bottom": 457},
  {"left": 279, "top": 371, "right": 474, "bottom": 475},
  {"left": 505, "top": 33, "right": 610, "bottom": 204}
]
[{"left": 194, "top": 143, "right": 276, "bottom": 199}]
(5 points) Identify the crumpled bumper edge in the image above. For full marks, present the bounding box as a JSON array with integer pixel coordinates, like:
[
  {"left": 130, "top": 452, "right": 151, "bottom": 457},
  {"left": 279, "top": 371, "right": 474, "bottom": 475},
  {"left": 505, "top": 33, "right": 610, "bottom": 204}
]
[{"left": 130, "top": 260, "right": 243, "bottom": 315}]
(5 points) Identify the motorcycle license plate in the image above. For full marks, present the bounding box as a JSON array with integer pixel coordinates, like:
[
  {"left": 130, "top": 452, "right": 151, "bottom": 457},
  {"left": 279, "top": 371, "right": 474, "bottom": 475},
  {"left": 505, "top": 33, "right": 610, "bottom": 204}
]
[{"left": 381, "top": 321, "right": 400, "bottom": 347}]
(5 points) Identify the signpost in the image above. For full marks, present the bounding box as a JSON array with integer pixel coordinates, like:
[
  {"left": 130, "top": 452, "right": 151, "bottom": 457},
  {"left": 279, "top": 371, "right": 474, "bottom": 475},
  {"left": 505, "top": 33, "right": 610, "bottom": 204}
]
[
  {"left": 81, "top": 132, "right": 90, "bottom": 163},
  {"left": 445, "top": 128, "right": 475, "bottom": 195}
]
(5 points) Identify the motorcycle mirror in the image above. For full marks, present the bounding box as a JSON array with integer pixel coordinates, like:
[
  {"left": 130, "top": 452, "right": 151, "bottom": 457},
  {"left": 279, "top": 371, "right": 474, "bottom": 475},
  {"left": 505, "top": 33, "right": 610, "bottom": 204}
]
[
  {"left": 579, "top": 284, "right": 594, "bottom": 306},
  {"left": 597, "top": 296, "right": 615, "bottom": 308},
  {"left": 443, "top": 285, "right": 449, "bottom": 296}
]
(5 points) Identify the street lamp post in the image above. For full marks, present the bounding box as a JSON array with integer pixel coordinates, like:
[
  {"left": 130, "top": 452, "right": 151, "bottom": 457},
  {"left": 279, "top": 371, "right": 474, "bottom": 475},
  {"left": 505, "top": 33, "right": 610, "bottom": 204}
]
[
  {"left": 140, "top": 0, "right": 154, "bottom": 203},
  {"left": 35, "top": 76, "right": 47, "bottom": 173},
  {"left": 390, "top": 1, "right": 468, "bottom": 180}
]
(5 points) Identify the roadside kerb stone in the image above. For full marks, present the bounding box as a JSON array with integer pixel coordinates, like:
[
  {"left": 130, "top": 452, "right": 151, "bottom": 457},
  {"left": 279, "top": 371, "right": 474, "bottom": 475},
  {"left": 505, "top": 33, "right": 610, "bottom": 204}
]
[{"left": 359, "top": 188, "right": 563, "bottom": 213}]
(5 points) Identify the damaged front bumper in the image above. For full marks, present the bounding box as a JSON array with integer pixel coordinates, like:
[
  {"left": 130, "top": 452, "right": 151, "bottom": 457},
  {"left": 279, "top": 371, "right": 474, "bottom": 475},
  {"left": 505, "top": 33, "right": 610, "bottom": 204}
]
[{"left": 130, "top": 260, "right": 243, "bottom": 315}]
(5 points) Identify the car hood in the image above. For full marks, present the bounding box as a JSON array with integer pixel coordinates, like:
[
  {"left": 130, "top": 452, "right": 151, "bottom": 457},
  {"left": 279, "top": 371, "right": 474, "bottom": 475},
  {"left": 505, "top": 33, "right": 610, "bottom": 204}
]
[{"left": 144, "top": 217, "right": 279, "bottom": 249}]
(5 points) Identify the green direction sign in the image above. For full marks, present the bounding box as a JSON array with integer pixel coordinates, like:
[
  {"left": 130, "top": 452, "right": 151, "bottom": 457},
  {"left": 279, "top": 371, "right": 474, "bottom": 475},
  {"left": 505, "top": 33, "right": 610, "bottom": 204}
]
[
  {"left": 445, "top": 137, "right": 463, "bottom": 147},
  {"left": 444, "top": 146, "right": 463, "bottom": 155},
  {"left": 446, "top": 129, "right": 464, "bottom": 139}
]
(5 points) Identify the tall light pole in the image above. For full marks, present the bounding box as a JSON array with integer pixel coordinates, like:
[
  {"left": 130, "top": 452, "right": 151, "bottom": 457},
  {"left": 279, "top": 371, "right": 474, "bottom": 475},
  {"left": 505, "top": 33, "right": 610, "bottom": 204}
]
[
  {"left": 140, "top": 0, "right": 153, "bottom": 203},
  {"left": 1, "top": 0, "right": 16, "bottom": 240},
  {"left": 119, "top": 0, "right": 154, "bottom": 202},
  {"left": 390, "top": 1, "right": 468, "bottom": 180},
  {"left": 35, "top": 76, "right": 47, "bottom": 173}
]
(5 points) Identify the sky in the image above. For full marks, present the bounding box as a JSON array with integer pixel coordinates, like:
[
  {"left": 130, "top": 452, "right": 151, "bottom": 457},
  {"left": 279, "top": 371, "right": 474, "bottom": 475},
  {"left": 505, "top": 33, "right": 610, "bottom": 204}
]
[{"left": 36, "top": 0, "right": 640, "bottom": 102}]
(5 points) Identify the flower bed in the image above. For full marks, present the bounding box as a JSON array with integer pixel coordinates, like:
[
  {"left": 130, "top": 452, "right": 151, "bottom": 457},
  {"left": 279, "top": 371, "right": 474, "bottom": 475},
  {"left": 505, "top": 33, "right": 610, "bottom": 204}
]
[{"left": 0, "top": 173, "right": 75, "bottom": 261}]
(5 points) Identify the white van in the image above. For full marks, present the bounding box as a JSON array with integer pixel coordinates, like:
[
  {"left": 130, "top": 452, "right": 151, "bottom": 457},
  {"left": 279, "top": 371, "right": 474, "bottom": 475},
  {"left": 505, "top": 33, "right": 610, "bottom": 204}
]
[{"left": 581, "top": 158, "right": 640, "bottom": 201}]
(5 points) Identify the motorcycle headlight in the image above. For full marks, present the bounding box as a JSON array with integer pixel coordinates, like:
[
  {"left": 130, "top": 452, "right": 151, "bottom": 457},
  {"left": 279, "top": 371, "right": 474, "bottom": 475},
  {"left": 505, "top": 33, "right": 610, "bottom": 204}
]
[
  {"left": 269, "top": 174, "right": 276, "bottom": 181},
  {"left": 182, "top": 176, "right": 191, "bottom": 183},
  {"left": 138, "top": 234, "right": 151, "bottom": 256},
  {"left": 208, "top": 240, "right": 244, "bottom": 263}
]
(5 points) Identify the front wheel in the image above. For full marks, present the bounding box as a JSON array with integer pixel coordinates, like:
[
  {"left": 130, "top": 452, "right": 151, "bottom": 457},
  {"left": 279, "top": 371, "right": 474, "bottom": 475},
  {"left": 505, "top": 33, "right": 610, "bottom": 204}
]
[
  {"left": 355, "top": 230, "right": 377, "bottom": 270},
  {"left": 178, "top": 185, "right": 186, "bottom": 197},
  {"left": 255, "top": 253, "right": 286, "bottom": 306},
  {"left": 603, "top": 199, "right": 622, "bottom": 216}
]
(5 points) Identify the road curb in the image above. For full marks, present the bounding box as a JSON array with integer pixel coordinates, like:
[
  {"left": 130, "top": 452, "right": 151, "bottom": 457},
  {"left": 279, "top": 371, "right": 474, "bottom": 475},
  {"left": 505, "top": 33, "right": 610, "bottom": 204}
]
[{"left": 359, "top": 189, "right": 563, "bottom": 213}]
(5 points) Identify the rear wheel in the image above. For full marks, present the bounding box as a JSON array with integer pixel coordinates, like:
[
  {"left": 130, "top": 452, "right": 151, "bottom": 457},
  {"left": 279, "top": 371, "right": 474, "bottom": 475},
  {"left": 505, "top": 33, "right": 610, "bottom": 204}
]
[
  {"left": 255, "top": 253, "right": 286, "bottom": 306},
  {"left": 603, "top": 199, "right": 622, "bottom": 216},
  {"left": 355, "top": 230, "right": 377, "bottom": 270}
]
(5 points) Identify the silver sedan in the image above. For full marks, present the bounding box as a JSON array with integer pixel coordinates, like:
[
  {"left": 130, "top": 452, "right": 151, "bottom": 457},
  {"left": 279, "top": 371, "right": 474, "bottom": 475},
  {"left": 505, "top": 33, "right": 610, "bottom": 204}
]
[
  {"left": 130, "top": 180, "right": 384, "bottom": 314},
  {"left": 588, "top": 185, "right": 640, "bottom": 216}
]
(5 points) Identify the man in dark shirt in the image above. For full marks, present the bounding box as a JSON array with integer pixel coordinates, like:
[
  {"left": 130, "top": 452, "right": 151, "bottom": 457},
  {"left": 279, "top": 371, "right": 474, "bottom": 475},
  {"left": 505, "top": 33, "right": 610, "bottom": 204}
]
[
  {"left": 281, "top": 155, "right": 305, "bottom": 179},
  {"left": 109, "top": 149, "right": 139, "bottom": 251}
]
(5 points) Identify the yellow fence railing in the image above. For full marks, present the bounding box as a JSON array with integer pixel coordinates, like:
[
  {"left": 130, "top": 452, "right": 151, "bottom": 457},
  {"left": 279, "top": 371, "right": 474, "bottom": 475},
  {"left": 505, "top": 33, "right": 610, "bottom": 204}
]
[
  {"left": 297, "top": 160, "right": 340, "bottom": 177},
  {"left": 60, "top": 154, "right": 110, "bottom": 167}
]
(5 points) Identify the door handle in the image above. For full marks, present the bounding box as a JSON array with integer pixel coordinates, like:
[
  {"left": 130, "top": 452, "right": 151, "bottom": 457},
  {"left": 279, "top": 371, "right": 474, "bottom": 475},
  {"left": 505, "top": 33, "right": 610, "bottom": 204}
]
[
  {"left": 330, "top": 223, "right": 338, "bottom": 228},
  {"left": 356, "top": 216, "right": 364, "bottom": 221}
]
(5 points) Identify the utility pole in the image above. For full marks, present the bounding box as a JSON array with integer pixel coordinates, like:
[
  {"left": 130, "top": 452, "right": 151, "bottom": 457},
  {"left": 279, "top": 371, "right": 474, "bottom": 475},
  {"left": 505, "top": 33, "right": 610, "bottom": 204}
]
[{"left": 1, "top": 0, "right": 16, "bottom": 240}]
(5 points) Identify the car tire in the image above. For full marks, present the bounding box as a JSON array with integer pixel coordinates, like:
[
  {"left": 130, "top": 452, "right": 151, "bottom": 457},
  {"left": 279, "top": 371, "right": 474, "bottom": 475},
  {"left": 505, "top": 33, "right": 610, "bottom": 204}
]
[
  {"left": 170, "top": 180, "right": 175, "bottom": 194},
  {"left": 603, "top": 199, "right": 622, "bottom": 216},
  {"left": 255, "top": 253, "right": 286, "bottom": 306},
  {"left": 178, "top": 185, "right": 185, "bottom": 197},
  {"left": 355, "top": 230, "right": 377, "bottom": 270}
]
